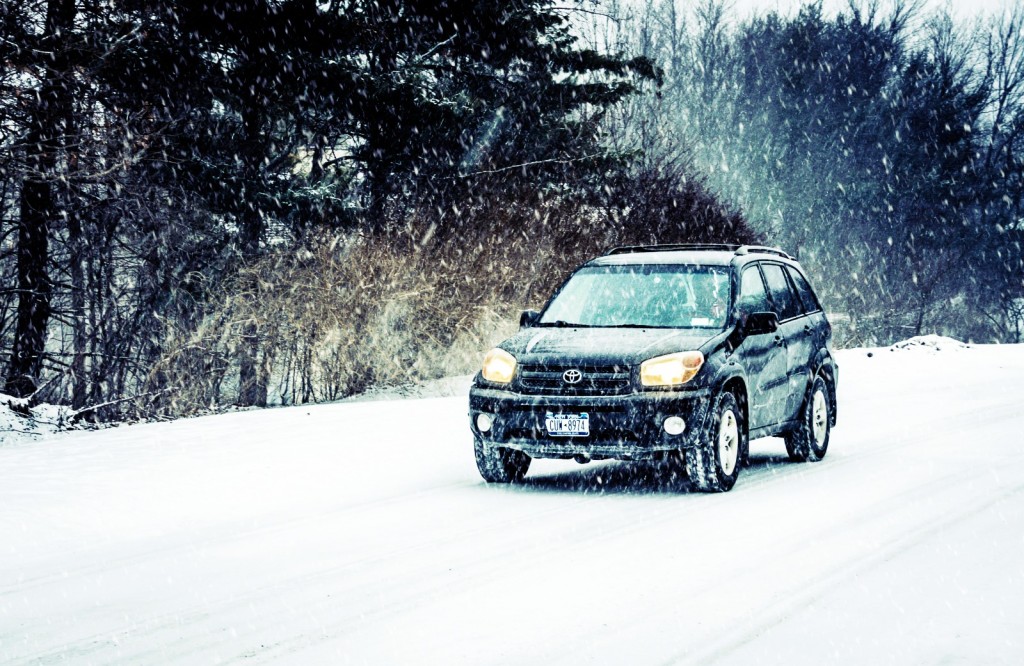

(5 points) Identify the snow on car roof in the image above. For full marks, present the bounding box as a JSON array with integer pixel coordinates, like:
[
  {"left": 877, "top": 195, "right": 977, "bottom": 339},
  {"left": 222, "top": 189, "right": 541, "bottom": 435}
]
[{"left": 587, "top": 250, "right": 739, "bottom": 267}]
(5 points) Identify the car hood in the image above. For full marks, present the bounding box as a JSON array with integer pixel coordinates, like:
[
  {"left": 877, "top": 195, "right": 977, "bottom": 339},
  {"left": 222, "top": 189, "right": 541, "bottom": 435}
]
[{"left": 501, "top": 327, "right": 719, "bottom": 367}]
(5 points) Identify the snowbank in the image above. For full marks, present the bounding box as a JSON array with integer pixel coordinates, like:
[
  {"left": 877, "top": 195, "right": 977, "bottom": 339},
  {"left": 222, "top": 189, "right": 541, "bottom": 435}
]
[
  {"left": 342, "top": 373, "right": 474, "bottom": 402},
  {"left": 888, "top": 334, "right": 972, "bottom": 352},
  {"left": 0, "top": 375, "right": 475, "bottom": 447},
  {"left": 0, "top": 394, "right": 75, "bottom": 446}
]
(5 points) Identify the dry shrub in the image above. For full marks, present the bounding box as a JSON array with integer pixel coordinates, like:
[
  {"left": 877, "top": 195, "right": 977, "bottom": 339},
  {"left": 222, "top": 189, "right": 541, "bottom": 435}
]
[
  {"left": 147, "top": 179, "right": 757, "bottom": 416},
  {"left": 148, "top": 230, "right": 528, "bottom": 414}
]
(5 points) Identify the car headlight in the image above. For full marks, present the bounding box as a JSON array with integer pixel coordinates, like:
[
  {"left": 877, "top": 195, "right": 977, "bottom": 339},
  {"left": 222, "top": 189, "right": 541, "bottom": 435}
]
[
  {"left": 640, "top": 351, "right": 704, "bottom": 387},
  {"left": 481, "top": 348, "right": 517, "bottom": 384}
]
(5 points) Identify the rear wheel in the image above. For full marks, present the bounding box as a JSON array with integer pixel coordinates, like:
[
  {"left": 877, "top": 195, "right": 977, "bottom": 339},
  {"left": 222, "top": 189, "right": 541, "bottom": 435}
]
[
  {"left": 685, "top": 391, "right": 743, "bottom": 492},
  {"left": 474, "top": 437, "right": 531, "bottom": 483},
  {"left": 785, "top": 375, "right": 831, "bottom": 462}
]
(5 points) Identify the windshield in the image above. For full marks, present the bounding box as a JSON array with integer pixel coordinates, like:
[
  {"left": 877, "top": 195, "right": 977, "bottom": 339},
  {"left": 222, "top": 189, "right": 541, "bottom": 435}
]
[{"left": 539, "top": 265, "right": 732, "bottom": 329}]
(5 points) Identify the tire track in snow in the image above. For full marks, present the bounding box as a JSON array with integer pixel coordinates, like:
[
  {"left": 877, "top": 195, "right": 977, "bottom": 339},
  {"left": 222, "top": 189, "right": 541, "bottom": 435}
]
[
  {"left": 0, "top": 477, "right": 478, "bottom": 594},
  {"left": 542, "top": 394, "right": 1024, "bottom": 666},
  {"left": 675, "top": 482, "right": 1024, "bottom": 666},
  {"left": 3, "top": 481, "right": 609, "bottom": 664}
]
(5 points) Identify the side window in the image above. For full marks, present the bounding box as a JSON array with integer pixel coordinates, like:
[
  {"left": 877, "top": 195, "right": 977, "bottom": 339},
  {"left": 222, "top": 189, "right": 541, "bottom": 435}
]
[
  {"left": 786, "top": 266, "right": 821, "bottom": 314},
  {"left": 737, "top": 265, "right": 769, "bottom": 313},
  {"left": 762, "top": 263, "right": 803, "bottom": 321}
]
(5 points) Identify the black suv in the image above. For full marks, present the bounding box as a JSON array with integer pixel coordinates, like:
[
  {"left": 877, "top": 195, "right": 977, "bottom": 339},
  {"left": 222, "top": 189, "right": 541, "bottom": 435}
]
[{"left": 468, "top": 244, "right": 838, "bottom": 492}]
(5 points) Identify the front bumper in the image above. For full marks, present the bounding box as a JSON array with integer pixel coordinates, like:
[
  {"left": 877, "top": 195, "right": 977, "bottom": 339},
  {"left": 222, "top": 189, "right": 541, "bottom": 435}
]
[{"left": 469, "top": 386, "right": 712, "bottom": 461}]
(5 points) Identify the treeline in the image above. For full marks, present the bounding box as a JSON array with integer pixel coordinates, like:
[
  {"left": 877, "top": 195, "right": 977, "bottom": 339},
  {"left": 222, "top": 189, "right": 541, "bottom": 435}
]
[
  {"left": 594, "top": 0, "right": 1024, "bottom": 345},
  {"left": 3, "top": 1, "right": 1022, "bottom": 421},
  {"left": 0, "top": 0, "right": 753, "bottom": 418}
]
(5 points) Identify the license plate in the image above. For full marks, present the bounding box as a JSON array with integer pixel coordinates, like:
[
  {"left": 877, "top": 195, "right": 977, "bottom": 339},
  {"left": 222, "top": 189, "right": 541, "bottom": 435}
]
[{"left": 545, "top": 411, "right": 590, "bottom": 437}]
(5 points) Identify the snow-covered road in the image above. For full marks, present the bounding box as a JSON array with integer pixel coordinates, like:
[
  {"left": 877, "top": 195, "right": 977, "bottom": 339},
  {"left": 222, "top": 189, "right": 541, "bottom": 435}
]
[{"left": 2, "top": 338, "right": 1023, "bottom": 665}]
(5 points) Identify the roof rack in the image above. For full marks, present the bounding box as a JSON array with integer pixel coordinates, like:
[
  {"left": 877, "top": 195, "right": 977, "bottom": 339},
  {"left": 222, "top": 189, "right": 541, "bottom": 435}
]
[
  {"left": 734, "top": 245, "right": 793, "bottom": 259},
  {"left": 605, "top": 243, "right": 741, "bottom": 255},
  {"left": 604, "top": 243, "right": 793, "bottom": 259}
]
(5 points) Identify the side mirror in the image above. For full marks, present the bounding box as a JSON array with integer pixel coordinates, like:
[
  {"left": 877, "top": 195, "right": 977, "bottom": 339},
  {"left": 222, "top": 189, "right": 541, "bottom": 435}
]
[
  {"left": 520, "top": 310, "right": 541, "bottom": 328},
  {"left": 743, "top": 311, "right": 779, "bottom": 336}
]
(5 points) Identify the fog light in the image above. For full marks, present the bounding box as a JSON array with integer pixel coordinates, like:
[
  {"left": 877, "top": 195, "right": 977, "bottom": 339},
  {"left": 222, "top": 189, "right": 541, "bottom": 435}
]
[
  {"left": 663, "top": 416, "right": 686, "bottom": 436},
  {"left": 476, "top": 413, "right": 494, "bottom": 433}
]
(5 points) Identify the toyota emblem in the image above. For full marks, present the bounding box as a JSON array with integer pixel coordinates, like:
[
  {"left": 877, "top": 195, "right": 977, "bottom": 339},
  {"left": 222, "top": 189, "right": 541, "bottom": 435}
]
[{"left": 563, "top": 369, "right": 583, "bottom": 384}]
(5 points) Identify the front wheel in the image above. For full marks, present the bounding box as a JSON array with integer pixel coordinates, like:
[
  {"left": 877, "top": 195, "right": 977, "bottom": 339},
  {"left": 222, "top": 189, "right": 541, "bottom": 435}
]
[
  {"left": 474, "top": 437, "right": 531, "bottom": 483},
  {"left": 685, "top": 392, "right": 744, "bottom": 492},
  {"left": 785, "top": 375, "right": 831, "bottom": 462}
]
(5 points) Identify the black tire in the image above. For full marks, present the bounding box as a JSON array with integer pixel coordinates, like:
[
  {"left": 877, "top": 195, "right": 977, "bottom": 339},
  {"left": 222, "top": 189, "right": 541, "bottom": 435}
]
[
  {"left": 785, "top": 375, "right": 831, "bottom": 462},
  {"left": 474, "top": 437, "right": 531, "bottom": 483},
  {"left": 685, "top": 391, "right": 744, "bottom": 492}
]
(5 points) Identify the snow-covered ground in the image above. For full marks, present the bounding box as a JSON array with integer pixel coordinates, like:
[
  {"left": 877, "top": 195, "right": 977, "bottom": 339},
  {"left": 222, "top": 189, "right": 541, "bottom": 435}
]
[
  {"left": 0, "top": 397, "right": 74, "bottom": 447},
  {"left": 2, "top": 336, "right": 1023, "bottom": 665}
]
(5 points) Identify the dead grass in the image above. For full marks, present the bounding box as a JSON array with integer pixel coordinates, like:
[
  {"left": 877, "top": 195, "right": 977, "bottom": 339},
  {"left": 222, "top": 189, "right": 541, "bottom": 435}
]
[{"left": 146, "top": 183, "right": 758, "bottom": 416}]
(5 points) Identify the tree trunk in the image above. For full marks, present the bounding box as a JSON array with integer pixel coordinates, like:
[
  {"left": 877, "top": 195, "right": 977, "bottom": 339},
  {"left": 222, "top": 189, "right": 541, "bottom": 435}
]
[
  {"left": 5, "top": 178, "right": 53, "bottom": 397},
  {"left": 4, "top": 0, "right": 75, "bottom": 398},
  {"left": 66, "top": 207, "right": 88, "bottom": 409},
  {"left": 236, "top": 105, "right": 267, "bottom": 407}
]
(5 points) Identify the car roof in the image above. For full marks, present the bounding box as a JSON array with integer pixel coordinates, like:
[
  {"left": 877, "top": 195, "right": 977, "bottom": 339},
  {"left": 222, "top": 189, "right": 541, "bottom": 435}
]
[{"left": 586, "top": 244, "right": 796, "bottom": 269}]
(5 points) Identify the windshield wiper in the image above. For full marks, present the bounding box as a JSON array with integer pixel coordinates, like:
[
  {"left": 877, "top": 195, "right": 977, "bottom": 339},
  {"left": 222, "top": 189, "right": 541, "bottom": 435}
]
[{"left": 538, "top": 320, "right": 592, "bottom": 328}]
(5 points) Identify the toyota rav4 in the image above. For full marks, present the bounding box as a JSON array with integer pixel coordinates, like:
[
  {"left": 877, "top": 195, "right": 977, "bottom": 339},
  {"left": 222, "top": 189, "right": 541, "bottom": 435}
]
[{"left": 468, "top": 244, "right": 838, "bottom": 492}]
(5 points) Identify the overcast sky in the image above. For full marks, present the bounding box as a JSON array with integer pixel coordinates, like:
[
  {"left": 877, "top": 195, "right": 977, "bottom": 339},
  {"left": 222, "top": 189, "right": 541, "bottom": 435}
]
[
  {"left": 729, "top": 0, "right": 1015, "bottom": 20},
  {"left": 729, "top": 0, "right": 1016, "bottom": 20}
]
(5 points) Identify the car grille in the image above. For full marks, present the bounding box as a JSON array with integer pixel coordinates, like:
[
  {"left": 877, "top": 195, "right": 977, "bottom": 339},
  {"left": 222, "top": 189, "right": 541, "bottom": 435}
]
[{"left": 517, "top": 364, "right": 633, "bottom": 396}]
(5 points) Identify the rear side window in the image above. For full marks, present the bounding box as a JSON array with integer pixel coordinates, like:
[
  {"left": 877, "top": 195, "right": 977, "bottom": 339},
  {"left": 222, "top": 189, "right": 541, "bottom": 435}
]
[
  {"left": 786, "top": 266, "right": 821, "bottom": 313},
  {"left": 737, "top": 266, "right": 769, "bottom": 313},
  {"left": 762, "top": 263, "right": 803, "bottom": 321}
]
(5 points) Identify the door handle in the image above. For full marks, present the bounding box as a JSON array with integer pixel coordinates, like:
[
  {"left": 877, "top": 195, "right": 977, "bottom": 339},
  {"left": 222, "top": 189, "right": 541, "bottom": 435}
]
[
  {"left": 803, "top": 325, "right": 813, "bottom": 336},
  {"left": 773, "top": 335, "right": 786, "bottom": 347}
]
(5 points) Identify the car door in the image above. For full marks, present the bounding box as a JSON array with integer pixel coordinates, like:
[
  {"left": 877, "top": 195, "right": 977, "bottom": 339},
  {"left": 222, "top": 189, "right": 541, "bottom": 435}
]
[
  {"left": 734, "top": 264, "right": 790, "bottom": 430},
  {"left": 761, "top": 263, "right": 812, "bottom": 423},
  {"left": 787, "top": 264, "right": 828, "bottom": 350}
]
